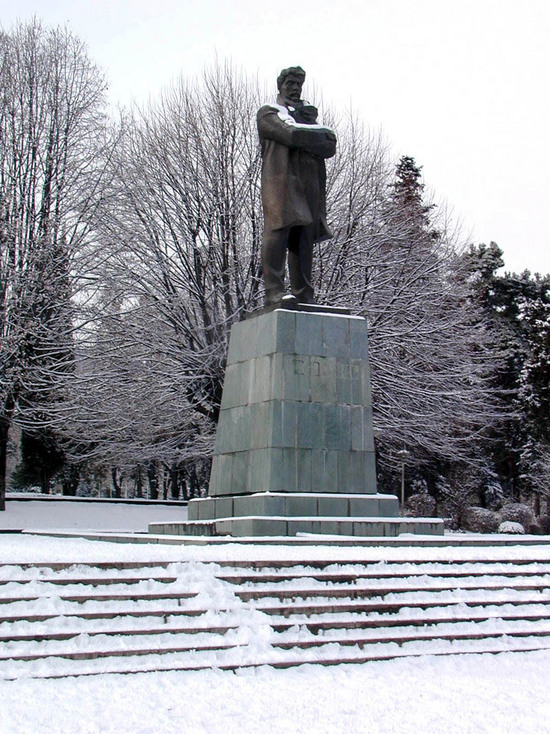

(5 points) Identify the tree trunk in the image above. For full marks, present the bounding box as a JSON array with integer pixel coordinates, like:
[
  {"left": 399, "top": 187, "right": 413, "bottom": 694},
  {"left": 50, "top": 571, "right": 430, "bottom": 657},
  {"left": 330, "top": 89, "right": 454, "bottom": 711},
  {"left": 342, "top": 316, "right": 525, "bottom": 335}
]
[
  {"left": 147, "top": 462, "right": 159, "bottom": 500},
  {"left": 0, "top": 416, "right": 9, "bottom": 511},
  {"left": 162, "top": 467, "right": 169, "bottom": 501},
  {"left": 62, "top": 465, "right": 80, "bottom": 496},
  {"left": 134, "top": 466, "right": 143, "bottom": 499},
  {"left": 111, "top": 467, "right": 122, "bottom": 499},
  {"left": 169, "top": 466, "right": 180, "bottom": 500}
]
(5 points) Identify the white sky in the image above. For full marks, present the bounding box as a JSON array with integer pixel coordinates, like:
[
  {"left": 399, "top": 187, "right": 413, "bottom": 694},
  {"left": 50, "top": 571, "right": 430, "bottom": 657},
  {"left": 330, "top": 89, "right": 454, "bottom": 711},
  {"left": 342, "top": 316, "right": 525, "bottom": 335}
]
[{"left": 1, "top": 0, "right": 549, "bottom": 275}]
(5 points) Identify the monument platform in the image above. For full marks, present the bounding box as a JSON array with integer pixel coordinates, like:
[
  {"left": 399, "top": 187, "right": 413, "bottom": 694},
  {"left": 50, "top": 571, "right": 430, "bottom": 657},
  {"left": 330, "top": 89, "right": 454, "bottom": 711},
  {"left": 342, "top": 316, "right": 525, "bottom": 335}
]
[{"left": 166, "top": 307, "right": 443, "bottom": 538}]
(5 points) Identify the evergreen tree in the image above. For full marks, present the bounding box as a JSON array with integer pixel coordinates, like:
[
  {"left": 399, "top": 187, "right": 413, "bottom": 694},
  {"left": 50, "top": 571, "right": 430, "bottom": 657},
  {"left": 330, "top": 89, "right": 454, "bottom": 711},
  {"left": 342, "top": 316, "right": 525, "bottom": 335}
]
[{"left": 463, "top": 242, "right": 550, "bottom": 506}]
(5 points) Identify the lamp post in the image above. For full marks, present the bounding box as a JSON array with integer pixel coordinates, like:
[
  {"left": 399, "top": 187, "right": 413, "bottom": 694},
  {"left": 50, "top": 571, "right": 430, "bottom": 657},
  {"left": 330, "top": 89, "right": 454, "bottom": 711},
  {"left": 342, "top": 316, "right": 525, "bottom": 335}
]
[{"left": 396, "top": 448, "right": 410, "bottom": 514}]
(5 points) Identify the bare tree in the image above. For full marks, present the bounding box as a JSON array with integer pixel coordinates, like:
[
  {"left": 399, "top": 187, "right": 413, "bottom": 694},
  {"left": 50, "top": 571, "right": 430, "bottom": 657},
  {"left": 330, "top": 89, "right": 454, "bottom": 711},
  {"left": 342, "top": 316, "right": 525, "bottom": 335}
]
[
  {"left": 0, "top": 20, "right": 108, "bottom": 508},
  {"left": 51, "top": 65, "right": 264, "bottom": 484},
  {"left": 318, "top": 152, "right": 502, "bottom": 483},
  {"left": 58, "top": 67, "right": 501, "bottom": 498}
]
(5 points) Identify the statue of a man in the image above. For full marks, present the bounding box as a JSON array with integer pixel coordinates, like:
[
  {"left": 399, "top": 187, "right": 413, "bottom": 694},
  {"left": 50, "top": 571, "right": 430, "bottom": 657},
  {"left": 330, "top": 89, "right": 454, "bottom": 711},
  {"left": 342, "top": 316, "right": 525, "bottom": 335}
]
[{"left": 257, "top": 66, "right": 337, "bottom": 306}]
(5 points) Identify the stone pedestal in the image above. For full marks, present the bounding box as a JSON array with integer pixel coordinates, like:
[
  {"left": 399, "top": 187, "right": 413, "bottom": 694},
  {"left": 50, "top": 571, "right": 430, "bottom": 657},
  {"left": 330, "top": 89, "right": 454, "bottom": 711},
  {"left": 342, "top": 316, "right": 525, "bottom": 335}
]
[{"left": 177, "top": 307, "right": 443, "bottom": 538}]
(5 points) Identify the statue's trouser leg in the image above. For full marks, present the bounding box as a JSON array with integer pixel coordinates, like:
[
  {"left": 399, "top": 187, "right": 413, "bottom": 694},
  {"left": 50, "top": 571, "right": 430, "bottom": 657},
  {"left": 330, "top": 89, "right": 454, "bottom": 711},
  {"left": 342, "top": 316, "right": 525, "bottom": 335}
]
[
  {"left": 262, "top": 227, "right": 289, "bottom": 304},
  {"left": 288, "top": 224, "right": 315, "bottom": 303}
]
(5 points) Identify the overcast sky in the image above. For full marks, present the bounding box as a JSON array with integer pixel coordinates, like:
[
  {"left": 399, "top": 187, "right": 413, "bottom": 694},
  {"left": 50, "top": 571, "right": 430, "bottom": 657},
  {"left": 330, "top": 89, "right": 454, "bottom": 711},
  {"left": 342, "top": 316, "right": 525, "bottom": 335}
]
[{"left": 2, "top": 0, "right": 549, "bottom": 275}]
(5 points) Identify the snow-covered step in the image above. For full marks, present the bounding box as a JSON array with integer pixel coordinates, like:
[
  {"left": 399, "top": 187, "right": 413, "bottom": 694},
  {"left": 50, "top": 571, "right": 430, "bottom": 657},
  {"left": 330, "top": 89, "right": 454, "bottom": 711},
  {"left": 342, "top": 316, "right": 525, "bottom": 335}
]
[
  {"left": 4, "top": 635, "right": 550, "bottom": 681},
  {"left": 0, "top": 590, "right": 198, "bottom": 604},
  {"left": 0, "top": 575, "right": 180, "bottom": 587},
  {"left": 1, "top": 552, "right": 550, "bottom": 680},
  {"left": 233, "top": 578, "right": 550, "bottom": 601},
  {"left": 5, "top": 626, "right": 550, "bottom": 668},
  {"left": 3, "top": 607, "right": 550, "bottom": 646},
  {"left": 220, "top": 566, "right": 550, "bottom": 584},
  {"left": 255, "top": 593, "right": 550, "bottom": 615}
]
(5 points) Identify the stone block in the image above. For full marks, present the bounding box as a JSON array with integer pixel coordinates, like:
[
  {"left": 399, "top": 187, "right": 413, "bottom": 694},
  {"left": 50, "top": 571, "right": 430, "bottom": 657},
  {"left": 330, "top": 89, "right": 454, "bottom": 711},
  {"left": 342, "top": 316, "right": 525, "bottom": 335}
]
[
  {"left": 214, "top": 519, "right": 237, "bottom": 536},
  {"left": 310, "top": 357, "right": 337, "bottom": 404},
  {"left": 267, "top": 447, "right": 284, "bottom": 491},
  {"left": 361, "top": 362, "right": 373, "bottom": 407},
  {"left": 322, "top": 520, "right": 339, "bottom": 535},
  {"left": 322, "top": 316, "right": 349, "bottom": 359},
  {"left": 311, "top": 448, "right": 326, "bottom": 492},
  {"left": 350, "top": 407, "right": 364, "bottom": 451},
  {"left": 232, "top": 495, "right": 259, "bottom": 517},
  {"left": 251, "top": 402, "right": 271, "bottom": 449},
  {"left": 379, "top": 495, "right": 399, "bottom": 517},
  {"left": 250, "top": 356, "right": 272, "bottom": 404},
  {"left": 248, "top": 449, "right": 269, "bottom": 492},
  {"left": 219, "top": 364, "right": 238, "bottom": 410},
  {"left": 297, "top": 402, "right": 324, "bottom": 449},
  {"left": 323, "top": 450, "right": 338, "bottom": 493},
  {"left": 290, "top": 519, "right": 316, "bottom": 535},
  {"left": 270, "top": 353, "right": 284, "bottom": 401},
  {"left": 336, "top": 365, "right": 352, "bottom": 404},
  {"left": 287, "top": 495, "right": 318, "bottom": 516},
  {"left": 275, "top": 309, "right": 297, "bottom": 353},
  {"left": 283, "top": 354, "right": 310, "bottom": 402},
  {"left": 209, "top": 453, "right": 233, "bottom": 496},
  {"left": 363, "top": 407, "right": 375, "bottom": 451},
  {"left": 325, "top": 405, "right": 350, "bottom": 450},
  {"left": 197, "top": 500, "right": 215, "bottom": 521},
  {"left": 349, "top": 496, "right": 377, "bottom": 516},
  {"left": 231, "top": 451, "right": 248, "bottom": 494},
  {"left": 280, "top": 401, "right": 297, "bottom": 447},
  {"left": 249, "top": 518, "right": 288, "bottom": 536},
  {"left": 227, "top": 318, "right": 256, "bottom": 365},
  {"left": 350, "top": 450, "right": 366, "bottom": 492},
  {"left": 296, "top": 448, "right": 312, "bottom": 491},
  {"left": 318, "top": 495, "right": 348, "bottom": 516},
  {"left": 349, "top": 317, "right": 369, "bottom": 360},
  {"left": 364, "top": 452, "right": 378, "bottom": 493},
  {"left": 335, "top": 520, "right": 354, "bottom": 536},
  {"left": 350, "top": 361, "right": 363, "bottom": 405},
  {"left": 214, "top": 497, "right": 234, "bottom": 519},
  {"left": 281, "top": 448, "right": 298, "bottom": 491},
  {"left": 295, "top": 312, "right": 323, "bottom": 355},
  {"left": 255, "top": 312, "right": 276, "bottom": 358},
  {"left": 187, "top": 499, "right": 200, "bottom": 521},
  {"left": 337, "top": 451, "right": 351, "bottom": 492}
]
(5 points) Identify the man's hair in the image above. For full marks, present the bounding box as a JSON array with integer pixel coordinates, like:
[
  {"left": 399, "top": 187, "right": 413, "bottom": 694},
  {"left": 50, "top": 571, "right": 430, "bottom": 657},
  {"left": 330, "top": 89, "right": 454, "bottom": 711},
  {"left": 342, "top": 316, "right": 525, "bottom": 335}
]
[{"left": 277, "top": 66, "right": 306, "bottom": 90}]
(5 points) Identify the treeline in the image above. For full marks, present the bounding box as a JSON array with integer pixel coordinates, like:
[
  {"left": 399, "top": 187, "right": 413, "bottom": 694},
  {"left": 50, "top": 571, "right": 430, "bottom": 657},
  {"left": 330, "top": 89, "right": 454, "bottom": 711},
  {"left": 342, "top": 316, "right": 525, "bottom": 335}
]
[{"left": 1, "top": 20, "right": 548, "bottom": 522}]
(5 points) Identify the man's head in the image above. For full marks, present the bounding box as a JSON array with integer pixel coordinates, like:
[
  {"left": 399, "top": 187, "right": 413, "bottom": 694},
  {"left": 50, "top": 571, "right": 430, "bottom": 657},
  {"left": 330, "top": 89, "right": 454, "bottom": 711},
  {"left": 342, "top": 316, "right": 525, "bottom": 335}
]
[{"left": 277, "top": 66, "right": 306, "bottom": 105}]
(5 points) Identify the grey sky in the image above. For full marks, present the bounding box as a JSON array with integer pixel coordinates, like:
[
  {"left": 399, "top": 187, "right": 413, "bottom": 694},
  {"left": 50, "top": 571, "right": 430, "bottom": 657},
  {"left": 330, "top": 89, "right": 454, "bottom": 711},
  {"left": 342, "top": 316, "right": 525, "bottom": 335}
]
[{"left": 2, "top": 0, "right": 549, "bottom": 274}]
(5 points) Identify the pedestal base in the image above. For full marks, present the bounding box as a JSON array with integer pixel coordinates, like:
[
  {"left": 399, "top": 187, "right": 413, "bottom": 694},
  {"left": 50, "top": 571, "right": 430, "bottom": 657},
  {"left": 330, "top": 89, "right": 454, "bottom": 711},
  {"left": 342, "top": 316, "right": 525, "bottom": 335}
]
[{"left": 178, "top": 308, "right": 444, "bottom": 539}]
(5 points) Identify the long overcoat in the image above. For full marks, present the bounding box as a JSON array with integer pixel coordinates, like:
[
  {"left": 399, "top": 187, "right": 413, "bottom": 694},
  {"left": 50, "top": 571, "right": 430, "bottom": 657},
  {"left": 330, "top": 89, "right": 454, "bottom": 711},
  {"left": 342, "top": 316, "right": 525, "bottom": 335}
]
[{"left": 257, "top": 103, "right": 336, "bottom": 243}]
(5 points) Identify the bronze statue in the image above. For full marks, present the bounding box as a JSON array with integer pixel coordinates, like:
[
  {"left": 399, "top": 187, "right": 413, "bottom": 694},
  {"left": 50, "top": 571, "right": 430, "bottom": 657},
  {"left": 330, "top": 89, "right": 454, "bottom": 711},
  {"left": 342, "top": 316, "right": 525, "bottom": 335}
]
[{"left": 257, "top": 67, "right": 337, "bottom": 305}]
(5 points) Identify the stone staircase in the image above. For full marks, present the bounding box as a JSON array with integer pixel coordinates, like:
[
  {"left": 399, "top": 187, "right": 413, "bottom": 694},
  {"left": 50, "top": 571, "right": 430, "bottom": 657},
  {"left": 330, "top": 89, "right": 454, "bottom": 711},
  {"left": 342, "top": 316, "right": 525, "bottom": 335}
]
[{"left": 1, "top": 554, "right": 550, "bottom": 679}]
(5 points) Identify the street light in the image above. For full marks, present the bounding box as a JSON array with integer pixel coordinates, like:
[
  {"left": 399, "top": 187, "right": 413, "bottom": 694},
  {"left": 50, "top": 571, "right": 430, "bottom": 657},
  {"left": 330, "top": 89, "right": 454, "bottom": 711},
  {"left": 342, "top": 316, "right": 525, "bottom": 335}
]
[{"left": 396, "top": 448, "right": 410, "bottom": 514}]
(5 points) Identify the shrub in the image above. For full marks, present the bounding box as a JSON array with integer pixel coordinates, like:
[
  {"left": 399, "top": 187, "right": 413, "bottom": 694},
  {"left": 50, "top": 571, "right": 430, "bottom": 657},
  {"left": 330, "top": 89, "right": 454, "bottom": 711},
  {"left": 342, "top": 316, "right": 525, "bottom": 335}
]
[
  {"left": 498, "top": 521, "right": 525, "bottom": 534},
  {"left": 462, "top": 506, "right": 500, "bottom": 533},
  {"left": 499, "top": 503, "right": 535, "bottom": 529},
  {"left": 405, "top": 492, "right": 437, "bottom": 518}
]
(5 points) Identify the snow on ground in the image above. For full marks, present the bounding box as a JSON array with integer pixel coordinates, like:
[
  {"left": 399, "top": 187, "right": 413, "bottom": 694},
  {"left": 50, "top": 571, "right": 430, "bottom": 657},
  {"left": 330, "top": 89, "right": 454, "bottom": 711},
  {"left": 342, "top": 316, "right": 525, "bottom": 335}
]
[
  {"left": 0, "top": 498, "right": 188, "bottom": 532},
  {"left": 1, "top": 651, "right": 549, "bottom": 733},
  {"left": 3, "top": 532, "right": 550, "bottom": 565},
  {"left": 1, "top": 503, "right": 550, "bottom": 732}
]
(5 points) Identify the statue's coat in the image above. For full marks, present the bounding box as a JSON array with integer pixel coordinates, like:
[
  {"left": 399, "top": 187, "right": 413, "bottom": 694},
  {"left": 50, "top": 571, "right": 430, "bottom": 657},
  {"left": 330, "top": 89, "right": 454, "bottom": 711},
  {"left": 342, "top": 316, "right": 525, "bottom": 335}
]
[{"left": 257, "top": 104, "right": 336, "bottom": 243}]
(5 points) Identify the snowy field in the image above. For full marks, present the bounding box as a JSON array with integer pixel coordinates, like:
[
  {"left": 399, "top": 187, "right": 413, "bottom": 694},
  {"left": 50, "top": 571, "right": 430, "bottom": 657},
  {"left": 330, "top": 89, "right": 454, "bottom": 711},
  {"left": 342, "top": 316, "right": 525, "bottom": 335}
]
[
  {"left": 1, "top": 502, "right": 550, "bottom": 733},
  {"left": 0, "top": 497, "right": 188, "bottom": 532}
]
